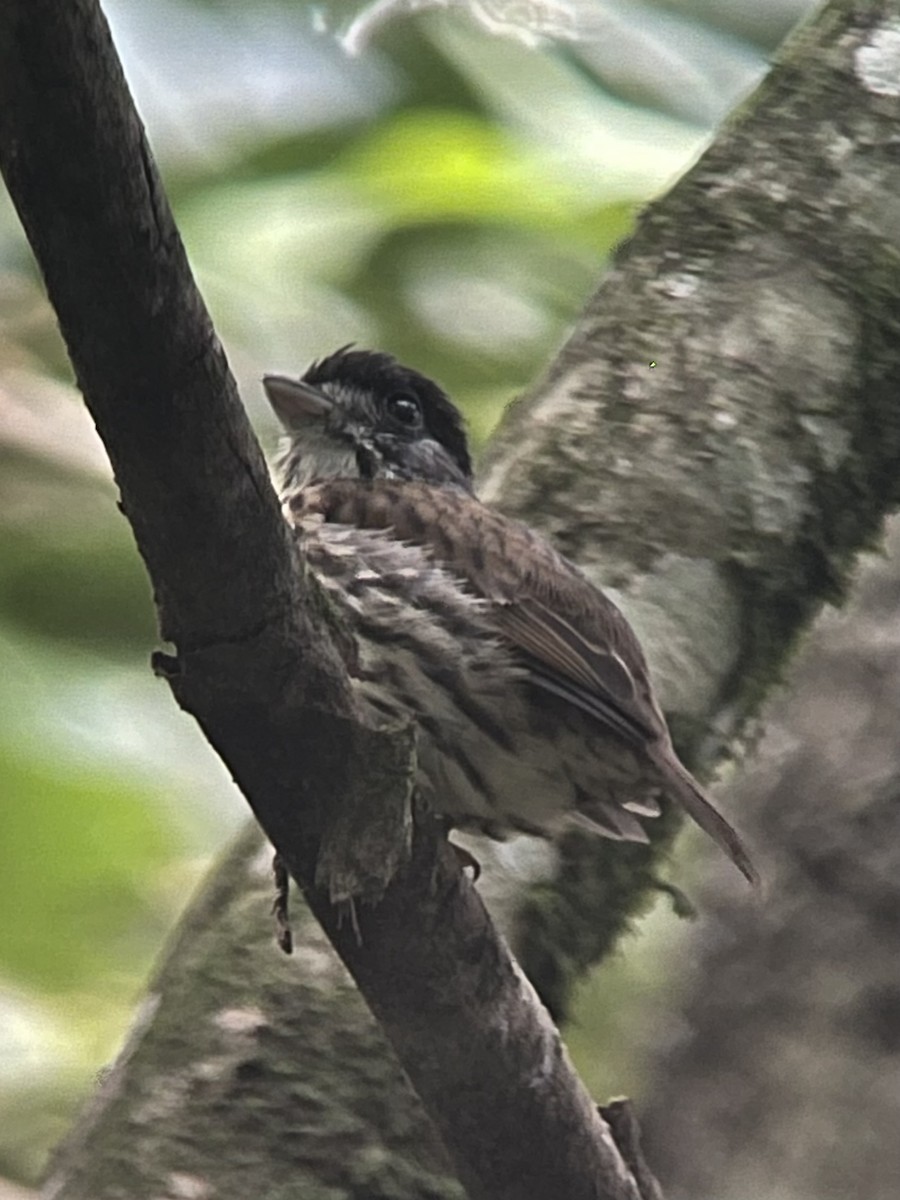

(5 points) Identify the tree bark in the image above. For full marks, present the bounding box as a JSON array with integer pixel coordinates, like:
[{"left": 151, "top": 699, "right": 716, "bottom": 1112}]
[
  {"left": 482, "top": 0, "right": 900, "bottom": 1011},
  {"left": 44, "top": 827, "right": 465, "bottom": 1200},
  {"left": 638, "top": 516, "right": 900, "bottom": 1200}
]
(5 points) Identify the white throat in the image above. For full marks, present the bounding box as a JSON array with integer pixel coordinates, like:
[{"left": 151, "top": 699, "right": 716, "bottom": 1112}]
[{"left": 276, "top": 429, "right": 360, "bottom": 493}]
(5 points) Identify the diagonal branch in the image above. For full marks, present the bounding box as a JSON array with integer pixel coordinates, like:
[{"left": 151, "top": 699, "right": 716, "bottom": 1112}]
[{"left": 0, "top": 2, "right": 645, "bottom": 1198}]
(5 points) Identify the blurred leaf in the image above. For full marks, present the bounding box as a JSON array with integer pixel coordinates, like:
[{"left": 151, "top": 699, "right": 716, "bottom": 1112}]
[
  {"left": 0, "top": 529, "right": 154, "bottom": 654},
  {"left": 341, "top": 108, "right": 595, "bottom": 223},
  {"left": 563, "top": 0, "right": 766, "bottom": 125},
  {"left": 0, "top": 746, "right": 177, "bottom": 990},
  {"left": 0, "top": 460, "right": 154, "bottom": 655},
  {"left": 180, "top": 106, "right": 639, "bottom": 430},
  {"left": 0, "top": 1070, "right": 86, "bottom": 1185},
  {"left": 105, "top": 0, "right": 393, "bottom": 163},
  {"left": 427, "top": 14, "right": 708, "bottom": 195},
  {"left": 343, "top": 0, "right": 766, "bottom": 125},
  {"left": 343, "top": 218, "right": 632, "bottom": 423},
  {"left": 653, "top": 0, "right": 817, "bottom": 50}
]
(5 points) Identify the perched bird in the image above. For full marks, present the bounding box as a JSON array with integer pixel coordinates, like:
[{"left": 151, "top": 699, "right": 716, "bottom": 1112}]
[{"left": 263, "top": 347, "right": 756, "bottom": 884}]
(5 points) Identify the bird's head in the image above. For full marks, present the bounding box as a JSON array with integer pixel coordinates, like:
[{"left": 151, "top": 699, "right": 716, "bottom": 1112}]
[{"left": 264, "top": 347, "right": 473, "bottom": 492}]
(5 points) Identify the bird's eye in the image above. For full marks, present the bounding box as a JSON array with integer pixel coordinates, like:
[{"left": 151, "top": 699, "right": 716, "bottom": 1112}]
[{"left": 386, "top": 393, "right": 422, "bottom": 428}]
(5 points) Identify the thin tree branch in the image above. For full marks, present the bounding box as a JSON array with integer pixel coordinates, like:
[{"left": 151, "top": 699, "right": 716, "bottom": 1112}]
[{"left": 0, "top": 2, "right": 644, "bottom": 1198}]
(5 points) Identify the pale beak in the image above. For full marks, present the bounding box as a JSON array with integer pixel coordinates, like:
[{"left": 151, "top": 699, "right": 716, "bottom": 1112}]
[{"left": 262, "top": 374, "right": 334, "bottom": 425}]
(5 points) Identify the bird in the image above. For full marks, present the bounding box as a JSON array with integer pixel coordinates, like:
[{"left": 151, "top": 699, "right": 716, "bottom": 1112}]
[{"left": 262, "top": 346, "right": 757, "bottom": 885}]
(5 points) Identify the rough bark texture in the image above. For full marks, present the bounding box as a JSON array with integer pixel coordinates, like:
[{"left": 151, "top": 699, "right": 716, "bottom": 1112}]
[
  {"left": 43, "top": 827, "right": 464, "bottom": 1200},
  {"left": 639, "top": 516, "right": 900, "bottom": 1200},
  {"left": 1, "top": 3, "right": 645, "bottom": 1199},
  {"left": 8, "top": 0, "right": 900, "bottom": 1196},
  {"left": 480, "top": 0, "right": 900, "bottom": 1012}
]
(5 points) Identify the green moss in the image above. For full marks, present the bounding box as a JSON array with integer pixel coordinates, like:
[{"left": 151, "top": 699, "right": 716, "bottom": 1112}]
[{"left": 517, "top": 805, "right": 682, "bottom": 1021}]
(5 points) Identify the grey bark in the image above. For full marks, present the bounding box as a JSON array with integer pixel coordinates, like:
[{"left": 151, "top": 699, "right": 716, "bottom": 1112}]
[
  {"left": 44, "top": 827, "right": 465, "bottom": 1200},
  {"left": 482, "top": 0, "right": 900, "bottom": 1010},
  {"left": 8, "top": 0, "right": 900, "bottom": 1196},
  {"left": 638, "top": 517, "right": 900, "bottom": 1200}
]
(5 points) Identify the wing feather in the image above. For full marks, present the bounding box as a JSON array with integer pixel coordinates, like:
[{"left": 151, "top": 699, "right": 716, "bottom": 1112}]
[
  {"left": 297, "top": 480, "right": 666, "bottom": 749},
  {"left": 292, "top": 479, "right": 758, "bottom": 885},
  {"left": 493, "top": 600, "right": 658, "bottom": 748}
]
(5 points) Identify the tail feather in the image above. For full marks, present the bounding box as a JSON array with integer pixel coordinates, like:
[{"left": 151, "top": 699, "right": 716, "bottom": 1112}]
[{"left": 656, "top": 750, "right": 759, "bottom": 887}]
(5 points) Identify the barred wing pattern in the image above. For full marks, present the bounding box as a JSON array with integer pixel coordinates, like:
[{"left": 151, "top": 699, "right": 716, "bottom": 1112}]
[{"left": 291, "top": 480, "right": 757, "bottom": 884}]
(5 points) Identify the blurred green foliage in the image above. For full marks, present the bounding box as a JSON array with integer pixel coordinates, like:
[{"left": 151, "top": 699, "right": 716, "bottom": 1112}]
[
  {"left": 0, "top": 747, "right": 174, "bottom": 990},
  {"left": 0, "top": 0, "right": 813, "bottom": 1184},
  {"left": 0, "top": 463, "right": 155, "bottom": 653}
]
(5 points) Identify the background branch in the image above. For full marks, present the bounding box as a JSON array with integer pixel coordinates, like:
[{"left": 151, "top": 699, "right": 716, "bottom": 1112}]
[
  {"left": 482, "top": 0, "right": 900, "bottom": 1010},
  {"left": 639, "top": 516, "right": 900, "bottom": 1199}
]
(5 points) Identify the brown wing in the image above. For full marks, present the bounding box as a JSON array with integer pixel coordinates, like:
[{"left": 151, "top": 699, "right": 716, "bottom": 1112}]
[
  {"left": 293, "top": 479, "right": 667, "bottom": 750},
  {"left": 292, "top": 479, "right": 758, "bottom": 885},
  {"left": 491, "top": 601, "right": 659, "bottom": 748}
]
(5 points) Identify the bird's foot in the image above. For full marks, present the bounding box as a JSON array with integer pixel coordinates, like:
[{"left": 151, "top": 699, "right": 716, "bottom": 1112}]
[
  {"left": 272, "top": 853, "right": 293, "bottom": 954},
  {"left": 450, "top": 840, "right": 481, "bottom": 882}
]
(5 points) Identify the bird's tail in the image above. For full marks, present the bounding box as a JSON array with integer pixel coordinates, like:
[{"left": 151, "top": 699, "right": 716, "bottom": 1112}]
[{"left": 655, "top": 749, "right": 760, "bottom": 887}]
